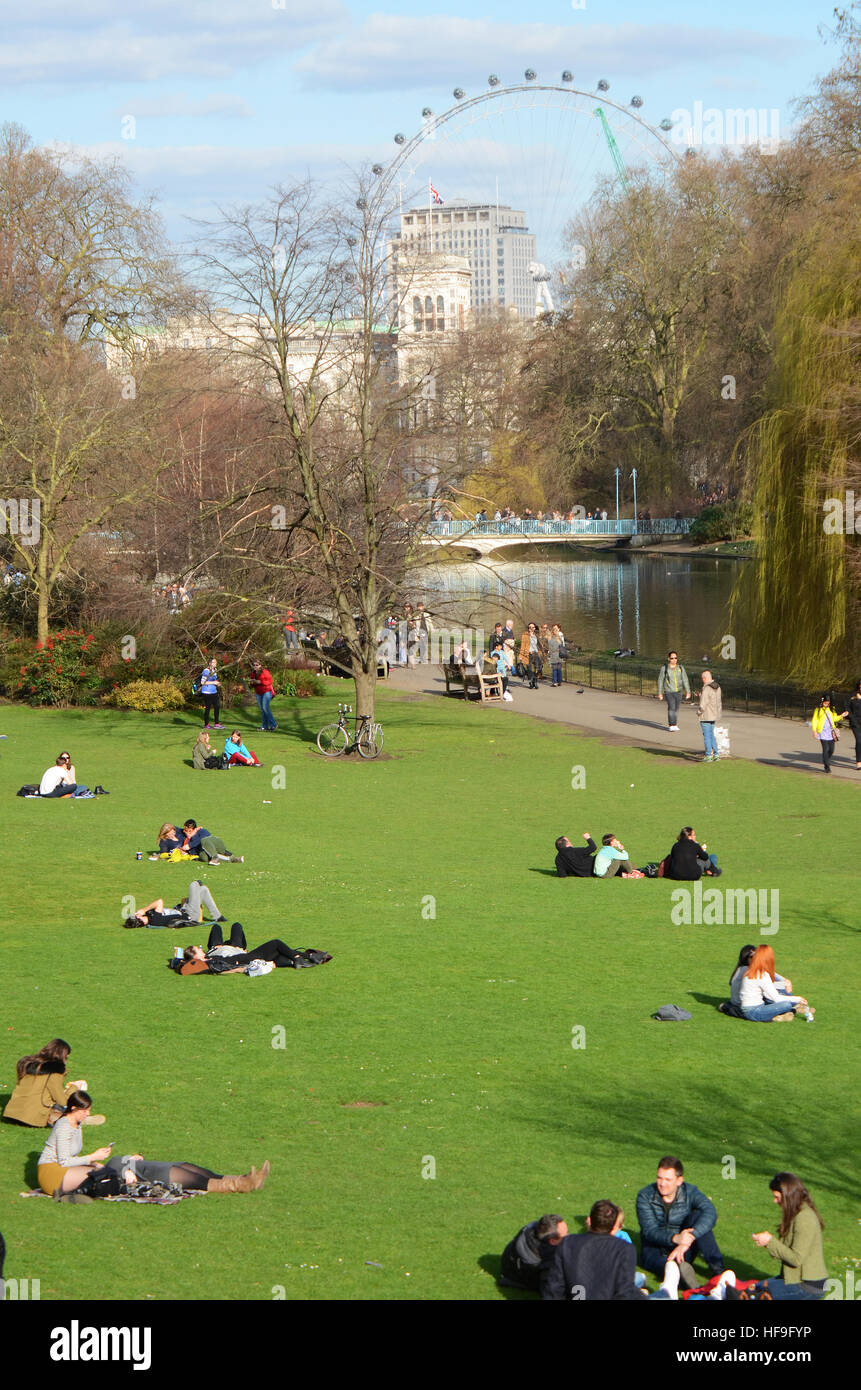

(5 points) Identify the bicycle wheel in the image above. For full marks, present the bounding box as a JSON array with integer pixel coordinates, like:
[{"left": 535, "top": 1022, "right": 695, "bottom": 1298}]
[
  {"left": 317, "top": 724, "right": 349, "bottom": 757},
  {"left": 356, "top": 723, "right": 382, "bottom": 759}
]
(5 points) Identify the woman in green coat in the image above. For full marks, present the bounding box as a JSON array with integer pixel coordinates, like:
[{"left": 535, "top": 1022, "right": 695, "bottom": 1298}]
[{"left": 751, "top": 1172, "right": 827, "bottom": 1299}]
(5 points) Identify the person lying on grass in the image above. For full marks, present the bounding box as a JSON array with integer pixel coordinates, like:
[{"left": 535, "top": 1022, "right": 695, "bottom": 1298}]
[
  {"left": 738, "top": 945, "right": 814, "bottom": 1023},
  {"left": 124, "top": 880, "right": 225, "bottom": 928},
  {"left": 38, "top": 1089, "right": 269, "bottom": 1198},
  {"left": 2, "top": 1038, "right": 104, "bottom": 1128},
  {"left": 663, "top": 826, "right": 722, "bottom": 879},
  {"left": 156, "top": 821, "right": 243, "bottom": 863},
  {"left": 172, "top": 922, "right": 331, "bottom": 975},
  {"left": 224, "top": 730, "right": 262, "bottom": 766},
  {"left": 555, "top": 833, "right": 598, "bottom": 877}
]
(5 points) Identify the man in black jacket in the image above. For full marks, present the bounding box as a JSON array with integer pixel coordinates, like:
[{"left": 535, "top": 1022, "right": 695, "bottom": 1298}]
[
  {"left": 542, "top": 1201, "right": 643, "bottom": 1300},
  {"left": 555, "top": 833, "right": 598, "bottom": 877},
  {"left": 636, "top": 1155, "right": 724, "bottom": 1284},
  {"left": 499, "top": 1214, "right": 568, "bottom": 1291}
]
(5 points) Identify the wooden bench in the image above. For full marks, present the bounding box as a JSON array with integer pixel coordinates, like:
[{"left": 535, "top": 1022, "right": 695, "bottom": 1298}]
[{"left": 442, "top": 663, "right": 505, "bottom": 703}]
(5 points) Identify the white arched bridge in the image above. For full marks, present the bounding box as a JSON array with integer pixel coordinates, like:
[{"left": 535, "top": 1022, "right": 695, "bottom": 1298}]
[{"left": 420, "top": 517, "right": 693, "bottom": 555}]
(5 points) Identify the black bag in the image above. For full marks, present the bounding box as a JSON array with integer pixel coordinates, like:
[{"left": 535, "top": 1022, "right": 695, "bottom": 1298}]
[
  {"left": 78, "top": 1168, "right": 123, "bottom": 1199},
  {"left": 641, "top": 862, "right": 661, "bottom": 878},
  {"left": 17, "top": 784, "right": 40, "bottom": 797},
  {"left": 292, "top": 948, "right": 333, "bottom": 968},
  {"left": 204, "top": 755, "right": 223, "bottom": 770}
]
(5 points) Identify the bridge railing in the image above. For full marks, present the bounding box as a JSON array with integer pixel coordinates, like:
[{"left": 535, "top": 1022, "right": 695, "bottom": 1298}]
[{"left": 425, "top": 518, "right": 692, "bottom": 538}]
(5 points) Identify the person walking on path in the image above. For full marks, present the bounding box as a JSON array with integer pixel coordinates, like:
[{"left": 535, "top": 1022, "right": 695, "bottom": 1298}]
[
  {"left": 548, "top": 625, "right": 565, "bottom": 688},
  {"left": 697, "top": 670, "right": 722, "bottom": 762},
  {"left": 657, "top": 651, "right": 691, "bottom": 730},
  {"left": 844, "top": 679, "right": 861, "bottom": 769},
  {"left": 810, "top": 694, "right": 843, "bottom": 774},
  {"left": 250, "top": 660, "right": 277, "bottom": 731},
  {"left": 520, "top": 622, "right": 547, "bottom": 689}
]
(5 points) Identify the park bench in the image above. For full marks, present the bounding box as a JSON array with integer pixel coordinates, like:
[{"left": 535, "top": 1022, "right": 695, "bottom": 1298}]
[{"left": 442, "top": 662, "right": 505, "bottom": 704}]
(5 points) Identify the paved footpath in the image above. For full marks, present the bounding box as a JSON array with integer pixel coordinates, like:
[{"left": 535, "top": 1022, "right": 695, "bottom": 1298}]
[{"left": 385, "top": 665, "right": 861, "bottom": 784}]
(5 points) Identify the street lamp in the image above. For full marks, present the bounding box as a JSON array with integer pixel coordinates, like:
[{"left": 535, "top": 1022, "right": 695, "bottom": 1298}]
[
  {"left": 614, "top": 467, "right": 620, "bottom": 525},
  {"left": 631, "top": 468, "right": 638, "bottom": 534}
]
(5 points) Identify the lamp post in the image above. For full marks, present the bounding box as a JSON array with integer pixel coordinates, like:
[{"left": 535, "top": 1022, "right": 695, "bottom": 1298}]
[
  {"left": 614, "top": 467, "right": 620, "bottom": 527},
  {"left": 631, "top": 468, "right": 638, "bottom": 535}
]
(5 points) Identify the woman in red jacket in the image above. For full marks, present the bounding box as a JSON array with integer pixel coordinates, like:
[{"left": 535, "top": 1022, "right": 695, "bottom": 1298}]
[{"left": 250, "top": 660, "right": 277, "bottom": 731}]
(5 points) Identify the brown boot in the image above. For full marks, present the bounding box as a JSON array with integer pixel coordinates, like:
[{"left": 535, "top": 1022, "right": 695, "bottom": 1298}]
[
  {"left": 249, "top": 1160, "right": 270, "bottom": 1190},
  {"left": 206, "top": 1173, "right": 255, "bottom": 1194}
]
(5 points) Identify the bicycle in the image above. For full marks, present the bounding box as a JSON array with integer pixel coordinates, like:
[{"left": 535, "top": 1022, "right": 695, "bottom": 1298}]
[{"left": 316, "top": 704, "right": 384, "bottom": 759}]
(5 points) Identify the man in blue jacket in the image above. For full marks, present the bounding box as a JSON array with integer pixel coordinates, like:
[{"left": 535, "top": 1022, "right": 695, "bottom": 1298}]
[{"left": 636, "top": 1155, "right": 724, "bottom": 1285}]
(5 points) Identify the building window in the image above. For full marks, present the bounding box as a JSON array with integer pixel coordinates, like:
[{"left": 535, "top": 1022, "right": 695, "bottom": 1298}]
[
  {"left": 424, "top": 295, "right": 434, "bottom": 330},
  {"left": 436, "top": 294, "right": 445, "bottom": 330},
  {"left": 413, "top": 296, "right": 422, "bottom": 333}
]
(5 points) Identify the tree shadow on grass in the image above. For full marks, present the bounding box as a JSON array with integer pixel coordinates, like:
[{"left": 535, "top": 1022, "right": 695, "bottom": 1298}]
[
  {"left": 613, "top": 717, "right": 671, "bottom": 732},
  {"left": 519, "top": 1079, "right": 861, "bottom": 1210}
]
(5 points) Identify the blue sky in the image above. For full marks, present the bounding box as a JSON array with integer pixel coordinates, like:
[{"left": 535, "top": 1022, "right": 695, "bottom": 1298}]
[{"left": 3, "top": 0, "right": 846, "bottom": 250}]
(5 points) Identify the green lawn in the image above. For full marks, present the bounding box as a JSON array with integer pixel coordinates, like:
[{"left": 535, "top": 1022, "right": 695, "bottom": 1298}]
[{"left": 1, "top": 689, "right": 858, "bottom": 1301}]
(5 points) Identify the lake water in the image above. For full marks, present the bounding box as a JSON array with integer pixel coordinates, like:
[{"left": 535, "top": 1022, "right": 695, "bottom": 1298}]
[{"left": 415, "top": 550, "right": 739, "bottom": 661}]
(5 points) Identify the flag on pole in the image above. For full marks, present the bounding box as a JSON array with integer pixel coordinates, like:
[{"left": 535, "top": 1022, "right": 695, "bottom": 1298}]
[{"left": 429, "top": 182, "right": 443, "bottom": 205}]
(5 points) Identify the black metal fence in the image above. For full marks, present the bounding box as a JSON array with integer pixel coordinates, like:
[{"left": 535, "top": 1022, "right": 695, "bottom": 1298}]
[{"left": 560, "top": 653, "right": 843, "bottom": 722}]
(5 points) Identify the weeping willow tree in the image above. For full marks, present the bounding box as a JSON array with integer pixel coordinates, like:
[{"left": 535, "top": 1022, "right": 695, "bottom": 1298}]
[{"left": 730, "top": 216, "right": 860, "bottom": 685}]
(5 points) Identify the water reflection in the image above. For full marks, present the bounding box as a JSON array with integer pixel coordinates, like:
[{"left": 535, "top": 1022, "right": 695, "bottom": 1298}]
[{"left": 415, "top": 551, "right": 734, "bottom": 659}]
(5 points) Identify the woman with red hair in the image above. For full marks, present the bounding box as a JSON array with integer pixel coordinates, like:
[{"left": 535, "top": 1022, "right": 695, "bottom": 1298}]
[{"left": 738, "top": 946, "right": 812, "bottom": 1023}]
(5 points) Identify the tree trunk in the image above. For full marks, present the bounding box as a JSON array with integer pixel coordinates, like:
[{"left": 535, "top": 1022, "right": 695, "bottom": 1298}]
[
  {"left": 353, "top": 663, "right": 376, "bottom": 725},
  {"left": 36, "top": 545, "right": 50, "bottom": 646}
]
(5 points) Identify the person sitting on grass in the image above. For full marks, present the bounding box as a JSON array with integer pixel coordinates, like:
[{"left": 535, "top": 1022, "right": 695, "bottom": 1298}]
[
  {"left": 738, "top": 945, "right": 812, "bottom": 1023},
  {"left": 193, "top": 730, "right": 223, "bottom": 770},
  {"left": 36, "top": 1091, "right": 115, "bottom": 1197},
  {"left": 593, "top": 834, "right": 644, "bottom": 879},
  {"left": 555, "top": 833, "right": 598, "bottom": 877},
  {"left": 124, "top": 880, "right": 225, "bottom": 928},
  {"left": 720, "top": 944, "right": 796, "bottom": 1018},
  {"left": 224, "top": 731, "right": 262, "bottom": 767},
  {"left": 542, "top": 1201, "right": 643, "bottom": 1300},
  {"left": 748, "top": 1172, "right": 828, "bottom": 1300},
  {"left": 39, "top": 752, "right": 87, "bottom": 798},
  {"left": 499, "top": 1214, "right": 569, "bottom": 1292},
  {"left": 664, "top": 826, "right": 722, "bottom": 880},
  {"left": 2, "top": 1039, "right": 104, "bottom": 1128},
  {"left": 181, "top": 819, "right": 244, "bottom": 863},
  {"left": 174, "top": 922, "right": 329, "bottom": 975},
  {"left": 635, "top": 1155, "right": 725, "bottom": 1288}
]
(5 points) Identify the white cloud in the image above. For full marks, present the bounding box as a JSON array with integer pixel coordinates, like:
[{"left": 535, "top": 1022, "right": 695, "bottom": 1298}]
[
  {"left": 0, "top": 0, "right": 347, "bottom": 84},
  {"left": 295, "top": 16, "right": 802, "bottom": 92},
  {"left": 112, "top": 93, "right": 255, "bottom": 120}
]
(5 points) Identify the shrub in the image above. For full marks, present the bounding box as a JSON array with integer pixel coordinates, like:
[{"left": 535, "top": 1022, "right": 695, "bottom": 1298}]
[
  {"left": 276, "top": 667, "right": 327, "bottom": 698},
  {"left": 103, "top": 677, "right": 188, "bottom": 712},
  {"left": 688, "top": 503, "right": 754, "bottom": 544},
  {"left": 15, "top": 629, "right": 96, "bottom": 705}
]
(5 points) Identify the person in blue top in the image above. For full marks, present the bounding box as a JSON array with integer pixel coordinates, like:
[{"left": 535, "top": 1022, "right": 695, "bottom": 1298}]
[
  {"left": 224, "top": 731, "right": 262, "bottom": 767},
  {"left": 199, "top": 657, "right": 224, "bottom": 730},
  {"left": 593, "top": 834, "right": 637, "bottom": 878}
]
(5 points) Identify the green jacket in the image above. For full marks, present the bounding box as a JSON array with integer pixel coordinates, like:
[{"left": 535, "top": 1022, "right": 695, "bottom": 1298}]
[
  {"left": 658, "top": 663, "right": 690, "bottom": 697},
  {"left": 765, "top": 1205, "right": 827, "bottom": 1284}
]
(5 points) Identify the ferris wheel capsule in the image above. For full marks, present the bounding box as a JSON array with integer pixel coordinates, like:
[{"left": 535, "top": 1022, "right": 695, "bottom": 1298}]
[
  {"left": 597, "top": 79, "right": 609, "bottom": 92},
  {"left": 561, "top": 71, "right": 573, "bottom": 83},
  {"left": 630, "top": 95, "right": 644, "bottom": 108},
  {"left": 488, "top": 74, "right": 500, "bottom": 86},
  {"left": 659, "top": 119, "right": 673, "bottom": 132},
  {"left": 394, "top": 133, "right": 406, "bottom": 144},
  {"left": 525, "top": 69, "right": 537, "bottom": 81},
  {"left": 371, "top": 163, "right": 384, "bottom": 175},
  {"left": 453, "top": 88, "right": 465, "bottom": 99},
  {"left": 422, "top": 107, "right": 433, "bottom": 118}
]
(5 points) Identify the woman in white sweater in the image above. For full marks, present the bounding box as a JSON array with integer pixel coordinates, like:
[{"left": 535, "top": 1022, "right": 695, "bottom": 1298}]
[{"left": 739, "top": 946, "right": 814, "bottom": 1023}]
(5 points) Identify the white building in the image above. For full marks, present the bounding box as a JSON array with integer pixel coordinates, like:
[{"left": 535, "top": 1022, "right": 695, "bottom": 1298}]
[{"left": 393, "top": 200, "right": 538, "bottom": 320}]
